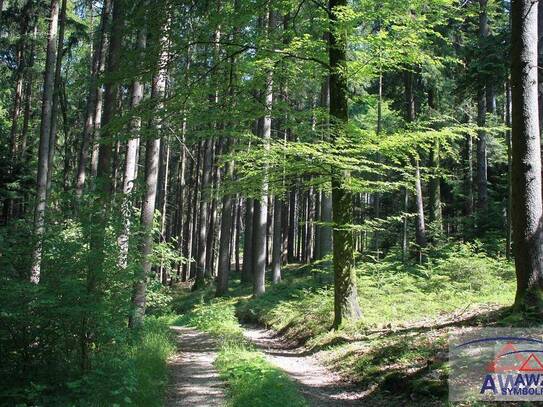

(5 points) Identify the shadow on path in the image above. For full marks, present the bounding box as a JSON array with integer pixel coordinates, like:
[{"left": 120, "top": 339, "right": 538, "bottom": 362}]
[
  {"left": 165, "top": 326, "right": 226, "bottom": 407},
  {"left": 243, "top": 325, "right": 373, "bottom": 406}
]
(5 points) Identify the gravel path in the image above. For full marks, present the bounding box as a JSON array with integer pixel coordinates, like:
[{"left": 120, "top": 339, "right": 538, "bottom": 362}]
[
  {"left": 243, "top": 325, "right": 371, "bottom": 406},
  {"left": 165, "top": 326, "right": 226, "bottom": 407}
]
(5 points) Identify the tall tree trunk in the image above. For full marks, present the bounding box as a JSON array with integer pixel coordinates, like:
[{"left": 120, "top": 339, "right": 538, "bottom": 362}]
[
  {"left": 329, "top": 0, "right": 362, "bottom": 328},
  {"left": 30, "top": 0, "right": 60, "bottom": 283},
  {"left": 119, "top": 22, "right": 146, "bottom": 268},
  {"left": 241, "top": 198, "right": 254, "bottom": 283},
  {"left": 253, "top": 72, "right": 272, "bottom": 296},
  {"left": 401, "top": 188, "right": 409, "bottom": 262},
  {"left": 20, "top": 24, "right": 37, "bottom": 159},
  {"left": 476, "top": 87, "right": 488, "bottom": 212},
  {"left": 252, "top": 10, "right": 273, "bottom": 297},
  {"left": 60, "top": 80, "right": 71, "bottom": 191},
  {"left": 194, "top": 139, "right": 212, "bottom": 289},
  {"left": 414, "top": 160, "right": 427, "bottom": 256},
  {"left": 511, "top": 0, "right": 543, "bottom": 312},
  {"left": 9, "top": 3, "right": 30, "bottom": 164},
  {"left": 538, "top": 0, "right": 543, "bottom": 131},
  {"left": 216, "top": 28, "right": 239, "bottom": 294},
  {"left": 235, "top": 197, "right": 242, "bottom": 273},
  {"left": 46, "top": 0, "right": 67, "bottom": 193},
  {"left": 476, "top": 0, "right": 489, "bottom": 214},
  {"left": 216, "top": 147, "right": 235, "bottom": 295},
  {"left": 287, "top": 187, "right": 297, "bottom": 261},
  {"left": 428, "top": 89, "right": 442, "bottom": 231},
  {"left": 130, "top": 18, "right": 167, "bottom": 327},
  {"left": 182, "top": 153, "right": 195, "bottom": 281},
  {"left": 189, "top": 144, "right": 202, "bottom": 280},
  {"left": 317, "top": 72, "right": 332, "bottom": 260},
  {"left": 271, "top": 193, "right": 282, "bottom": 284},
  {"left": 4, "top": 0, "right": 33, "bottom": 221},
  {"left": 158, "top": 138, "right": 171, "bottom": 283},
  {"left": 75, "top": 0, "right": 111, "bottom": 198},
  {"left": 319, "top": 74, "right": 332, "bottom": 259},
  {"left": 405, "top": 70, "right": 427, "bottom": 258},
  {"left": 81, "top": 0, "right": 123, "bottom": 370},
  {"left": 506, "top": 79, "right": 512, "bottom": 260},
  {"left": 205, "top": 141, "right": 218, "bottom": 276},
  {"left": 464, "top": 130, "right": 475, "bottom": 217}
]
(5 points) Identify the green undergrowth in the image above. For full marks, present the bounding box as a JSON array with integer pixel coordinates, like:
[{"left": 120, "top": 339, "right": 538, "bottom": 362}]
[
  {"left": 175, "top": 298, "right": 307, "bottom": 407},
  {"left": 232, "top": 243, "right": 515, "bottom": 405},
  {"left": 236, "top": 242, "right": 515, "bottom": 348},
  {"left": 174, "top": 242, "right": 515, "bottom": 405},
  {"left": 86, "top": 316, "right": 176, "bottom": 407}
]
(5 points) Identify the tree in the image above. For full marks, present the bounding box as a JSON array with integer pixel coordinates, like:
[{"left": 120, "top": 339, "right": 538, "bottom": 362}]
[
  {"left": 119, "top": 19, "right": 146, "bottom": 268},
  {"left": 511, "top": 0, "right": 543, "bottom": 313},
  {"left": 131, "top": 51, "right": 166, "bottom": 327},
  {"left": 75, "top": 0, "right": 112, "bottom": 198},
  {"left": 30, "top": 0, "right": 60, "bottom": 283},
  {"left": 252, "top": 9, "right": 274, "bottom": 297},
  {"left": 329, "top": 0, "right": 362, "bottom": 328}
]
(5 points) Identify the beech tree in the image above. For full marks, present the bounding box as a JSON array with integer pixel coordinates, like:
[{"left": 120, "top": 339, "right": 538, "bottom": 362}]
[{"left": 329, "top": 0, "right": 362, "bottom": 327}]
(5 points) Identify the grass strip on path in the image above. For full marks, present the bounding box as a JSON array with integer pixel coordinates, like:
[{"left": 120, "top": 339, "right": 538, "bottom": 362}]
[{"left": 174, "top": 298, "right": 307, "bottom": 407}]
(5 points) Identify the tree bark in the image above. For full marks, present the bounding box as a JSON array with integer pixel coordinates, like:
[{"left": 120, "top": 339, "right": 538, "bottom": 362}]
[
  {"left": 75, "top": 0, "right": 111, "bottom": 198},
  {"left": 330, "top": 0, "right": 362, "bottom": 328},
  {"left": 119, "top": 22, "right": 146, "bottom": 268},
  {"left": 46, "top": 0, "right": 67, "bottom": 193},
  {"left": 318, "top": 75, "right": 332, "bottom": 259},
  {"left": 476, "top": 87, "right": 488, "bottom": 212},
  {"left": 251, "top": 10, "right": 273, "bottom": 297},
  {"left": 414, "top": 160, "right": 427, "bottom": 254},
  {"left": 194, "top": 139, "right": 212, "bottom": 289},
  {"left": 506, "top": 79, "right": 512, "bottom": 260},
  {"left": 476, "top": 0, "right": 489, "bottom": 213},
  {"left": 86, "top": 0, "right": 123, "bottom": 335},
  {"left": 241, "top": 198, "right": 254, "bottom": 283},
  {"left": 253, "top": 70, "right": 273, "bottom": 297},
  {"left": 511, "top": 0, "right": 543, "bottom": 312},
  {"left": 271, "top": 193, "right": 282, "bottom": 284},
  {"left": 428, "top": 89, "right": 442, "bottom": 231},
  {"left": 20, "top": 25, "right": 37, "bottom": 159},
  {"left": 287, "top": 187, "right": 297, "bottom": 261},
  {"left": 538, "top": 0, "right": 543, "bottom": 130},
  {"left": 30, "top": 0, "right": 60, "bottom": 283},
  {"left": 130, "top": 18, "right": 167, "bottom": 327},
  {"left": 216, "top": 146, "right": 235, "bottom": 295},
  {"left": 404, "top": 69, "right": 427, "bottom": 257}
]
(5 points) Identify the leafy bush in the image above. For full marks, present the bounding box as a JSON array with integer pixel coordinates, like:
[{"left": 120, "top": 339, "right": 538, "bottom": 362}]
[
  {"left": 146, "top": 279, "right": 174, "bottom": 316},
  {"left": 0, "top": 208, "right": 177, "bottom": 406}
]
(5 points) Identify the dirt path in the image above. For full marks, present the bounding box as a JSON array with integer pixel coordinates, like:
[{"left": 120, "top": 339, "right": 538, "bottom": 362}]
[
  {"left": 165, "top": 326, "right": 226, "bottom": 407},
  {"left": 243, "top": 325, "right": 371, "bottom": 406}
]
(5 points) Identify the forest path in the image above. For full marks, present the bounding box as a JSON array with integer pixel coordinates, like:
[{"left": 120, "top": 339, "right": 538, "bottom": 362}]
[
  {"left": 165, "top": 326, "right": 226, "bottom": 407},
  {"left": 243, "top": 325, "right": 370, "bottom": 406}
]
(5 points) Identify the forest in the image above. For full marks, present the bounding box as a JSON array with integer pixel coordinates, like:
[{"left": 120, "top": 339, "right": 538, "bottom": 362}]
[{"left": 1, "top": 0, "right": 542, "bottom": 405}]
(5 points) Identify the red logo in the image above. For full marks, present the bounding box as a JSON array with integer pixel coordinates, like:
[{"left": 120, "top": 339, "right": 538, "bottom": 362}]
[{"left": 486, "top": 343, "right": 543, "bottom": 373}]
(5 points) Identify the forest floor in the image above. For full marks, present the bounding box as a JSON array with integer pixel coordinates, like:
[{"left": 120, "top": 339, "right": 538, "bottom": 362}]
[
  {"left": 165, "top": 326, "right": 226, "bottom": 407},
  {"left": 172, "top": 245, "right": 518, "bottom": 405}
]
